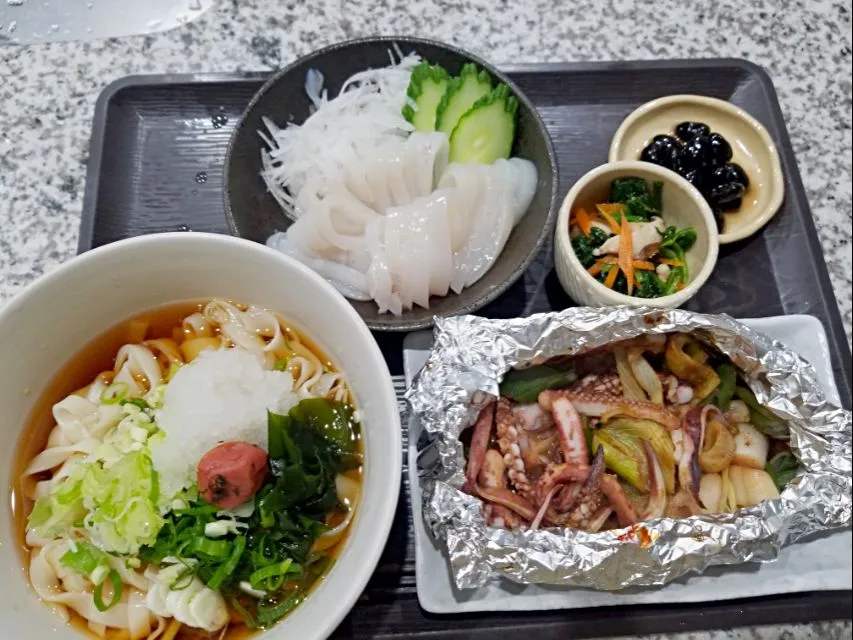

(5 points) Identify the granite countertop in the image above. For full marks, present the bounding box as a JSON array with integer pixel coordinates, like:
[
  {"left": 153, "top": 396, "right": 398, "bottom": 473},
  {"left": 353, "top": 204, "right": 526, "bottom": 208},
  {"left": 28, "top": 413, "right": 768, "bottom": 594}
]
[{"left": 0, "top": 1, "right": 850, "bottom": 638}]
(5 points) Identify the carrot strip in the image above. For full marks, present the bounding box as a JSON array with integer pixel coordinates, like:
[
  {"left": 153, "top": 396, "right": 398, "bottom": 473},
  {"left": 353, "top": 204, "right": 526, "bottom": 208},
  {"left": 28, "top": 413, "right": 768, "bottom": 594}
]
[
  {"left": 588, "top": 256, "right": 617, "bottom": 276},
  {"left": 603, "top": 265, "right": 619, "bottom": 288},
  {"left": 596, "top": 208, "right": 621, "bottom": 234},
  {"left": 619, "top": 215, "right": 634, "bottom": 295},
  {"left": 573, "top": 207, "right": 593, "bottom": 237},
  {"left": 596, "top": 203, "right": 625, "bottom": 215},
  {"left": 659, "top": 257, "right": 684, "bottom": 267},
  {"left": 632, "top": 260, "right": 656, "bottom": 271}
]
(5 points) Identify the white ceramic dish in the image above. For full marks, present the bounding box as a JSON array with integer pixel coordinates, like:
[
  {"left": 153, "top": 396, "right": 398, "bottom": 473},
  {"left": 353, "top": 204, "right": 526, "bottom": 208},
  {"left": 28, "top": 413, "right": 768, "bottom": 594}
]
[
  {"left": 0, "top": 233, "right": 402, "bottom": 640},
  {"left": 608, "top": 94, "right": 785, "bottom": 244},
  {"left": 554, "top": 161, "right": 719, "bottom": 307},
  {"left": 403, "top": 316, "right": 849, "bottom": 614}
]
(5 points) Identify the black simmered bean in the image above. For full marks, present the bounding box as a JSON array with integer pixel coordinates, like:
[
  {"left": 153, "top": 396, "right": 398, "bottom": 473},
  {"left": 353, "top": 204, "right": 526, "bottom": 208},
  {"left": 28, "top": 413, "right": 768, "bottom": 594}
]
[{"left": 675, "top": 121, "right": 711, "bottom": 142}]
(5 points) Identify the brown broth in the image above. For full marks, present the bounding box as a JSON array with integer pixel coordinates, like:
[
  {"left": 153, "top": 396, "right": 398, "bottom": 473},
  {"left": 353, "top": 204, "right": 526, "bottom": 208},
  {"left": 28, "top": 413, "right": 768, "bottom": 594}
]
[{"left": 10, "top": 301, "right": 361, "bottom": 640}]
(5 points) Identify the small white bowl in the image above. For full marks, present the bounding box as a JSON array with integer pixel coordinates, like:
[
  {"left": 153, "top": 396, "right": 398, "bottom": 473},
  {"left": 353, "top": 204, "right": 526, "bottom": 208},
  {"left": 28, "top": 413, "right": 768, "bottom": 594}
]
[
  {"left": 554, "top": 161, "right": 719, "bottom": 307},
  {"left": 609, "top": 94, "right": 785, "bottom": 244},
  {"left": 0, "top": 233, "right": 401, "bottom": 640}
]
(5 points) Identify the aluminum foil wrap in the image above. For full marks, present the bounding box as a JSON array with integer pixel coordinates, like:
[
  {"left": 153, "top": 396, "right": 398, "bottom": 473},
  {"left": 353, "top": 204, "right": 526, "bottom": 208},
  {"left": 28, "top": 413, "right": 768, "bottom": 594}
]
[{"left": 406, "top": 307, "right": 852, "bottom": 590}]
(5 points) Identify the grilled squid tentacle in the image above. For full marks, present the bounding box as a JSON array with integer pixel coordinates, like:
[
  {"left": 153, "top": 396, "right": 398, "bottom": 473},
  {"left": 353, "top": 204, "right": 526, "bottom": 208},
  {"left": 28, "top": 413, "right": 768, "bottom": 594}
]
[
  {"left": 541, "top": 392, "right": 589, "bottom": 466},
  {"left": 464, "top": 402, "right": 495, "bottom": 493},
  {"left": 540, "top": 389, "right": 680, "bottom": 431},
  {"left": 495, "top": 398, "right": 535, "bottom": 499},
  {"left": 600, "top": 474, "right": 639, "bottom": 527},
  {"left": 478, "top": 449, "right": 524, "bottom": 528}
]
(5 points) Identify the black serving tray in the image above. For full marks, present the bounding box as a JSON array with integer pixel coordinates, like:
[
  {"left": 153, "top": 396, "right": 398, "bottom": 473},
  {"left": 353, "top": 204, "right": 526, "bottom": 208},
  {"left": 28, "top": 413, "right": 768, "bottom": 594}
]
[{"left": 79, "top": 59, "right": 852, "bottom": 637}]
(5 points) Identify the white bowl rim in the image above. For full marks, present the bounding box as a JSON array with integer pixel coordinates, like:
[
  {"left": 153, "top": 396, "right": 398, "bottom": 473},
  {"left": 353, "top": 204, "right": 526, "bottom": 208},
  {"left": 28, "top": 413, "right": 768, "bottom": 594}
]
[
  {"left": 0, "top": 232, "right": 402, "bottom": 640},
  {"left": 607, "top": 93, "right": 785, "bottom": 244},
  {"left": 555, "top": 160, "right": 720, "bottom": 307}
]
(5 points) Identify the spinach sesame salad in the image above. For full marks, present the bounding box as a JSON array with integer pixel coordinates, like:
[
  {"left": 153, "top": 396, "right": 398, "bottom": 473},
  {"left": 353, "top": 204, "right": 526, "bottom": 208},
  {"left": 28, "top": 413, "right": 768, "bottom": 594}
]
[{"left": 570, "top": 177, "right": 698, "bottom": 298}]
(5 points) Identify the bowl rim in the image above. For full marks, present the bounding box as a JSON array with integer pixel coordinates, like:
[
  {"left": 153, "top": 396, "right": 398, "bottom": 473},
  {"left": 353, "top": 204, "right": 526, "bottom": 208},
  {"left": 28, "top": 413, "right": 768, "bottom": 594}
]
[
  {"left": 222, "top": 35, "right": 559, "bottom": 332},
  {"left": 555, "top": 160, "right": 720, "bottom": 307},
  {"left": 607, "top": 93, "right": 785, "bottom": 245},
  {"left": 0, "top": 232, "right": 402, "bottom": 640}
]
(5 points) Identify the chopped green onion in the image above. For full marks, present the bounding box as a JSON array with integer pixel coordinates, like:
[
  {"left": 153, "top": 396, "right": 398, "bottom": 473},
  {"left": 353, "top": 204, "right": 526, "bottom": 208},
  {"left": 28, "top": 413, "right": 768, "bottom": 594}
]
[
  {"left": 93, "top": 569, "right": 123, "bottom": 612},
  {"left": 100, "top": 382, "right": 129, "bottom": 405},
  {"left": 150, "top": 468, "right": 160, "bottom": 504},
  {"left": 207, "top": 535, "right": 246, "bottom": 591},
  {"left": 228, "top": 595, "right": 258, "bottom": 629},
  {"left": 124, "top": 397, "right": 150, "bottom": 410},
  {"left": 273, "top": 357, "right": 292, "bottom": 371},
  {"left": 188, "top": 536, "right": 231, "bottom": 558},
  {"left": 60, "top": 541, "right": 108, "bottom": 577},
  {"left": 249, "top": 558, "right": 300, "bottom": 591},
  {"left": 256, "top": 592, "right": 303, "bottom": 627},
  {"left": 170, "top": 565, "right": 196, "bottom": 591}
]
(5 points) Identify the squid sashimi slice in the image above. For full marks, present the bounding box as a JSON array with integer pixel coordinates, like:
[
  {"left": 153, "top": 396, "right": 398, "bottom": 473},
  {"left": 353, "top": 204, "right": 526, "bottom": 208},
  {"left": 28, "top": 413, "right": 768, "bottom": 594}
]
[
  {"left": 287, "top": 209, "right": 339, "bottom": 259},
  {"left": 422, "top": 190, "right": 454, "bottom": 297},
  {"left": 404, "top": 131, "right": 450, "bottom": 198},
  {"left": 439, "top": 162, "right": 488, "bottom": 253},
  {"left": 504, "top": 157, "right": 538, "bottom": 225},
  {"left": 385, "top": 152, "right": 413, "bottom": 209},
  {"left": 313, "top": 186, "right": 381, "bottom": 253},
  {"left": 359, "top": 146, "right": 397, "bottom": 213},
  {"left": 465, "top": 163, "right": 515, "bottom": 287},
  {"left": 449, "top": 161, "right": 517, "bottom": 291},
  {"left": 267, "top": 232, "right": 372, "bottom": 301},
  {"left": 385, "top": 203, "right": 427, "bottom": 309}
]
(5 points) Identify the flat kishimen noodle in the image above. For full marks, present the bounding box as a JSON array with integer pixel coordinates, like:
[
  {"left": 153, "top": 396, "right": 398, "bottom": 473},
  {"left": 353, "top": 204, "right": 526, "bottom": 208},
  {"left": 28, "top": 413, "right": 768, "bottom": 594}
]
[{"left": 13, "top": 300, "right": 362, "bottom": 639}]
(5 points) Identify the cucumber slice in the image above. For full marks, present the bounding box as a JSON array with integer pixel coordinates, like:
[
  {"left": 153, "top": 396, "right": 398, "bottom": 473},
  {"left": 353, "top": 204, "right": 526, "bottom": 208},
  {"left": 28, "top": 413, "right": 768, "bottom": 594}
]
[
  {"left": 402, "top": 62, "right": 450, "bottom": 132},
  {"left": 448, "top": 84, "right": 518, "bottom": 164},
  {"left": 435, "top": 63, "right": 492, "bottom": 135}
]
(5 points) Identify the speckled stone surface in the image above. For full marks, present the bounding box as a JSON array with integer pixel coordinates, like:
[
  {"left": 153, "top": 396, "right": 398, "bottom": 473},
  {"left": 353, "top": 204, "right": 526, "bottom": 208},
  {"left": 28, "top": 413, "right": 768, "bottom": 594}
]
[
  {"left": 0, "top": 2, "right": 850, "bottom": 636},
  {"left": 0, "top": 0, "right": 850, "bottom": 345}
]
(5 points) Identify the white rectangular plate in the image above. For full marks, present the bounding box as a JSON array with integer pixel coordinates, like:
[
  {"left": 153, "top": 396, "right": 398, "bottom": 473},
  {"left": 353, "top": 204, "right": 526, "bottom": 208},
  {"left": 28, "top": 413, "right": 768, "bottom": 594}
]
[{"left": 402, "top": 315, "right": 851, "bottom": 614}]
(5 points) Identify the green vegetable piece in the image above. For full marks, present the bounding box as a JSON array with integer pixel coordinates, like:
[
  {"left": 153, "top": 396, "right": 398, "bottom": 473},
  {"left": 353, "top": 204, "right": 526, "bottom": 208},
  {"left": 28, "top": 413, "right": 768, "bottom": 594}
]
[
  {"left": 435, "top": 63, "right": 492, "bottom": 135},
  {"left": 608, "top": 177, "right": 664, "bottom": 219},
  {"left": 401, "top": 61, "right": 450, "bottom": 132},
  {"left": 60, "top": 541, "right": 109, "bottom": 577},
  {"left": 571, "top": 227, "right": 609, "bottom": 268},
  {"left": 499, "top": 364, "right": 576, "bottom": 404},
  {"left": 288, "top": 398, "right": 358, "bottom": 455},
  {"left": 713, "top": 363, "right": 737, "bottom": 411},
  {"left": 634, "top": 270, "right": 666, "bottom": 299},
  {"left": 448, "top": 84, "right": 518, "bottom": 164},
  {"left": 207, "top": 535, "right": 246, "bottom": 591},
  {"left": 592, "top": 418, "right": 676, "bottom": 493},
  {"left": 93, "top": 569, "right": 123, "bottom": 612},
  {"left": 765, "top": 451, "right": 802, "bottom": 491},
  {"left": 255, "top": 591, "right": 304, "bottom": 627},
  {"left": 674, "top": 227, "right": 697, "bottom": 251},
  {"left": 609, "top": 177, "right": 648, "bottom": 203},
  {"left": 734, "top": 386, "right": 789, "bottom": 437}
]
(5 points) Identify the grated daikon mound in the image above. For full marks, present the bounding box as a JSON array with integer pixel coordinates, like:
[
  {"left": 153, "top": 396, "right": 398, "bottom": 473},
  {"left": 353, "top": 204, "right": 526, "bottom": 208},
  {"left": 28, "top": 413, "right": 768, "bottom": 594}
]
[{"left": 151, "top": 348, "right": 299, "bottom": 500}]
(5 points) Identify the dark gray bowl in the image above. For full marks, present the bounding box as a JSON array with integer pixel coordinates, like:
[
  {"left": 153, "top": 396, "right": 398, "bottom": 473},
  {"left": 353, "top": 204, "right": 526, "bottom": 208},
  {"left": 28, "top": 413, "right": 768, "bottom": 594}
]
[{"left": 224, "top": 36, "right": 558, "bottom": 331}]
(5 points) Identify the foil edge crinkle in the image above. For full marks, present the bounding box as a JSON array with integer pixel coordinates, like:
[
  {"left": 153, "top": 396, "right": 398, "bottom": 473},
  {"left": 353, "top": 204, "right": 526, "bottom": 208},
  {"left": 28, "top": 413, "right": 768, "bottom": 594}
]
[{"left": 405, "top": 307, "right": 852, "bottom": 590}]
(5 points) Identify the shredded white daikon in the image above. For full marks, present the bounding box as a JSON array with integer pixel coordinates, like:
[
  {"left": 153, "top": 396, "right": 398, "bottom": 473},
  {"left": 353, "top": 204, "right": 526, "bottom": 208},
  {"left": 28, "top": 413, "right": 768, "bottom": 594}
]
[{"left": 260, "top": 51, "right": 422, "bottom": 219}]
